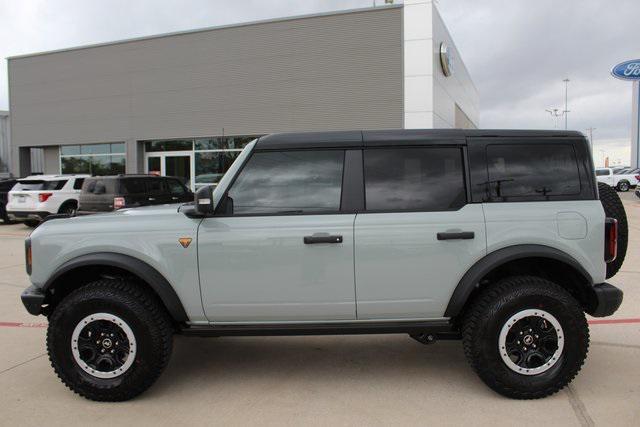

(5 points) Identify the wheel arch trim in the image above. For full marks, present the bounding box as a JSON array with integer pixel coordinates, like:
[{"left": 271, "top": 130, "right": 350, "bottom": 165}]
[
  {"left": 43, "top": 252, "right": 188, "bottom": 322},
  {"left": 444, "top": 244, "right": 594, "bottom": 317}
]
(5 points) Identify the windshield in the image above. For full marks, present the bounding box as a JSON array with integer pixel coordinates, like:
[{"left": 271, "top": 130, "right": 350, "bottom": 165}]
[{"left": 13, "top": 180, "right": 68, "bottom": 191}]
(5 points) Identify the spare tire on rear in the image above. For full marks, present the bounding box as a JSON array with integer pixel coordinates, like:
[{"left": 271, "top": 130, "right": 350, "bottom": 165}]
[{"left": 598, "top": 182, "right": 628, "bottom": 278}]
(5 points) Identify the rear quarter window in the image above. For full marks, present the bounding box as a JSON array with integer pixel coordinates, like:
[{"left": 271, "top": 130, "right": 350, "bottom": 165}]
[
  {"left": 486, "top": 144, "right": 581, "bottom": 200},
  {"left": 73, "top": 178, "right": 85, "bottom": 190}
]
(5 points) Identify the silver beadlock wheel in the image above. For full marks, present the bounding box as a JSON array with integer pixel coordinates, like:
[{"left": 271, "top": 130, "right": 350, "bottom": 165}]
[
  {"left": 498, "top": 309, "right": 564, "bottom": 376},
  {"left": 71, "top": 313, "right": 136, "bottom": 379}
]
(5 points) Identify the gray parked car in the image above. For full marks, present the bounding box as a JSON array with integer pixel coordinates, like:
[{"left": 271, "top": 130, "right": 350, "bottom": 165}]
[{"left": 20, "top": 130, "right": 625, "bottom": 401}]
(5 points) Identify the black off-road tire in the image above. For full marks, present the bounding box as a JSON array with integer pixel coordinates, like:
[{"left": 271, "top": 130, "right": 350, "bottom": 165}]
[
  {"left": 462, "top": 276, "right": 589, "bottom": 399},
  {"left": 24, "top": 219, "right": 40, "bottom": 228},
  {"left": 47, "top": 279, "right": 173, "bottom": 401},
  {"left": 598, "top": 181, "right": 628, "bottom": 278}
]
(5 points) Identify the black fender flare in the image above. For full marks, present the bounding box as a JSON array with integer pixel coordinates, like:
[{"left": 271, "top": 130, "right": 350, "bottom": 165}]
[
  {"left": 443, "top": 244, "right": 594, "bottom": 318},
  {"left": 43, "top": 252, "right": 188, "bottom": 322}
]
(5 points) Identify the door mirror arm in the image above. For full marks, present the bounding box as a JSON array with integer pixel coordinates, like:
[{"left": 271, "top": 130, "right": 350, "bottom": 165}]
[{"left": 183, "top": 185, "right": 215, "bottom": 218}]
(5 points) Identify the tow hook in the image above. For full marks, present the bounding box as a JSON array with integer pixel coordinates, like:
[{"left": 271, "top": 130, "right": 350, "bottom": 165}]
[{"left": 410, "top": 332, "right": 437, "bottom": 345}]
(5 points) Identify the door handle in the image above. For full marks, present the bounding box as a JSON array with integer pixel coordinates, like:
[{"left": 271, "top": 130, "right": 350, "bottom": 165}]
[
  {"left": 304, "top": 234, "right": 343, "bottom": 244},
  {"left": 437, "top": 231, "right": 475, "bottom": 240},
  {"left": 148, "top": 197, "right": 156, "bottom": 201}
]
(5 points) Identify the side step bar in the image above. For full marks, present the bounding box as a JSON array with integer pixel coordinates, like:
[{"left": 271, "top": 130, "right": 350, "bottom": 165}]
[{"left": 179, "top": 320, "right": 458, "bottom": 338}]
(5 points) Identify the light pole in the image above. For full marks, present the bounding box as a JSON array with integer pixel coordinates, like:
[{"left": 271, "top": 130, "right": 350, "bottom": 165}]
[
  {"left": 545, "top": 108, "right": 563, "bottom": 128},
  {"left": 563, "top": 78, "right": 570, "bottom": 129},
  {"left": 585, "top": 127, "right": 596, "bottom": 149}
]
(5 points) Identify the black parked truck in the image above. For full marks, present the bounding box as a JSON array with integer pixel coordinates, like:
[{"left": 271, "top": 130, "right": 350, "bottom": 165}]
[{"left": 77, "top": 175, "right": 193, "bottom": 214}]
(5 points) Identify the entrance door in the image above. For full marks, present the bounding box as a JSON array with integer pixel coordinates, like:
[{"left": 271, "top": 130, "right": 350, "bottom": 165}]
[
  {"left": 166, "top": 155, "right": 191, "bottom": 188},
  {"left": 145, "top": 153, "right": 194, "bottom": 190}
]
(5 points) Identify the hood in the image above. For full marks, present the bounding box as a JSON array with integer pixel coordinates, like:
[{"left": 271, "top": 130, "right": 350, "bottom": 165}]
[{"left": 31, "top": 203, "right": 196, "bottom": 237}]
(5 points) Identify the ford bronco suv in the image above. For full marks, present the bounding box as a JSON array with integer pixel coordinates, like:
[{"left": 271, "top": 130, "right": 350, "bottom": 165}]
[{"left": 20, "top": 130, "right": 626, "bottom": 401}]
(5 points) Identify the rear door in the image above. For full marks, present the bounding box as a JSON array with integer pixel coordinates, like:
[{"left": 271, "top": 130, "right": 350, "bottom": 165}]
[{"left": 354, "top": 144, "right": 487, "bottom": 319}]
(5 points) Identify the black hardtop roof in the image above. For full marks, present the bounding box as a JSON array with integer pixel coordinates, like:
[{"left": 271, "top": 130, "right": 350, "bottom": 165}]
[{"left": 255, "top": 129, "right": 585, "bottom": 150}]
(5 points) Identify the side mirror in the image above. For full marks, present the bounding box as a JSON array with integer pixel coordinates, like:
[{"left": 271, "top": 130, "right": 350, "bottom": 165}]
[{"left": 194, "top": 185, "right": 214, "bottom": 216}]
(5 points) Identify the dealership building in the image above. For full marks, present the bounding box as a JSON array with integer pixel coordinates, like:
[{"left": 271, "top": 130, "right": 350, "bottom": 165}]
[{"left": 7, "top": 0, "right": 478, "bottom": 188}]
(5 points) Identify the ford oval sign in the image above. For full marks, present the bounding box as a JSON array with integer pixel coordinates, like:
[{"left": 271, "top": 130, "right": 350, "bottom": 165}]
[{"left": 611, "top": 59, "right": 640, "bottom": 80}]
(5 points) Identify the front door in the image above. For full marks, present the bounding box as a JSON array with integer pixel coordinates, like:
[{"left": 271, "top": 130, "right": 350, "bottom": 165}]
[
  {"left": 199, "top": 149, "right": 356, "bottom": 322},
  {"left": 146, "top": 153, "right": 194, "bottom": 190},
  {"left": 354, "top": 146, "right": 487, "bottom": 319}
]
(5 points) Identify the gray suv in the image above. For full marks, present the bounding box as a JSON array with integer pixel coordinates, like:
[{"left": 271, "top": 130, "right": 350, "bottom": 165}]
[{"left": 20, "top": 130, "right": 625, "bottom": 401}]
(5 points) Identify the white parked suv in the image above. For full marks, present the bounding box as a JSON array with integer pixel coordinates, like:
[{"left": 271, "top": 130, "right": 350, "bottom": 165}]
[
  {"left": 6, "top": 174, "right": 89, "bottom": 226},
  {"left": 595, "top": 167, "right": 640, "bottom": 191}
]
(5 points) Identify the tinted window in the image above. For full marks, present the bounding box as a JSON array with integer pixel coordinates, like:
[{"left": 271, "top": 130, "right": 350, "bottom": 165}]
[
  {"left": 487, "top": 144, "right": 580, "bottom": 199},
  {"left": 73, "top": 178, "right": 85, "bottom": 190},
  {"left": 13, "top": 180, "right": 67, "bottom": 191},
  {"left": 166, "top": 179, "right": 187, "bottom": 195},
  {"left": 227, "top": 150, "right": 344, "bottom": 215},
  {"left": 595, "top": 169, "right": 610, "bottom": 176},
  {"left": 120, "top": 179, "right": 146, "bottom": 194},
  {"left": 364, "top": 147, "right": 466, "bottom": 211},
  {"left": 146, "top": 179, "right": 165, "bottom": 195},
  {"left": 83, "top": 179, "right": 97, "bottom": 193}
]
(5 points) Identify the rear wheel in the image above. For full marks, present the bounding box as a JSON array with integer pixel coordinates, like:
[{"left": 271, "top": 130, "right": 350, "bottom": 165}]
[
  {"left": 47, "top": 279, "right": 173, "bottom": 401},
  {"left": 617, "top": 180, "right": 630, "bottom": 192},
  {"left": 24, "top": 219, "right": 39, "bottom": 228},
  {"left": 598, "top": 181, "right": 628, "bottom": 278},
  {"left": 58, "top": 201, "right": 77, "bottom": 216},
  {"left": 462, "top": 276, "right": 589, "bottom": 399}
]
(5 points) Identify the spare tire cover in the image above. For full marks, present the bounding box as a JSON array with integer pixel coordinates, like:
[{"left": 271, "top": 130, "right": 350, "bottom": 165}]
[{"left": 598, "top": 182, "right": 628, "bottom": 278}]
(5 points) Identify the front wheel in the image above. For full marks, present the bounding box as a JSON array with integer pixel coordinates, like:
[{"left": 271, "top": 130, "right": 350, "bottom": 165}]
[
  {"left": 462, "top": 276, "right": 589, "bottom": 399},
  {"left": 47, "top": 279, "right": 173, "bottom": 401}
]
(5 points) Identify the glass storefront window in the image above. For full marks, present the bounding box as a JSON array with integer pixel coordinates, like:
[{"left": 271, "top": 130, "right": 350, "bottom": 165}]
[
  {"left": 195, "top": 151, "right": 241, "bottom": 184},
  {"left": 81, "top": 143, "right": 110, "bottom": 155},
  {"left": 110, "top": 143, "right": 126, "bottom": 154},
  {"left": 61, "top": 156, "right": 91, "bottom": 174},
  {"left": 60, "top": 143, "right": 126, "bottom": 175},
  {"left": 60, "top": 145, "right": 81, "bottom": 155},
  {"left": 144, "top": 140, "right": 193, "bottom": 152},
  {"left": 194, "top": 136, "right": 256, "bottom": 151}
]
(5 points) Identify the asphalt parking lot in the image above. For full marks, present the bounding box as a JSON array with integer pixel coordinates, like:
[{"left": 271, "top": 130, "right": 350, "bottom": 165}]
[{"left": 0, "top": 194, "right": 639, "bottom": 426}]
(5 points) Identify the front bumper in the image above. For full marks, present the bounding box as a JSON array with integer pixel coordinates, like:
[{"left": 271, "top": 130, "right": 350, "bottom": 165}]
[
  {"left": 586, "top": 282, "right": 623, "bottom": 317},
  {"left": 21, "top": 284, "right": 46, "bottom": 316},
  {"left": 7, "top": 211, "right": 49, "bottom": 222}
]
